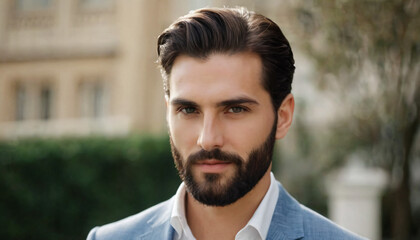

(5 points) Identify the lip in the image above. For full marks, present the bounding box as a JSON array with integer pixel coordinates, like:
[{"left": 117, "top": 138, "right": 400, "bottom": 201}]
[{"left": 194, "top": 159, "right": 232, "bottom": 173}]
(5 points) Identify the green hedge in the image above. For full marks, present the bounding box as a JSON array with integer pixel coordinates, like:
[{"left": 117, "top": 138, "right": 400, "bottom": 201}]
[{"left": 0, "top": 135, "right": 180, "bottom": 240}]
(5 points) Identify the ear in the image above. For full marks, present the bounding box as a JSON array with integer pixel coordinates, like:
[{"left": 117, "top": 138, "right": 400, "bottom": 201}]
[{"left": 275, "top": 93, "right": 295, "bottom": 139}]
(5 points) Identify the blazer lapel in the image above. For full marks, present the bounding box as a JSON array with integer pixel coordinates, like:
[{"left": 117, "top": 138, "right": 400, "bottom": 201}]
[
  {"left": 266, "top": 182, "right": 304, "bottom": 240},
  {"left": 136, "top": 182, "right": 304, "bottom": 240},
  {"left": 138, "top": 198, "right": 175, "bottom": 240},
  {"left": 137, "top": 220, "right": 174, "bottom": 240}
]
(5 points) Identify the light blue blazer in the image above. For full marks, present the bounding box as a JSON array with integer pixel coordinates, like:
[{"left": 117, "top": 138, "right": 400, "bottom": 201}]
[{"left": 87, "top": 182, "right": 365, "bottom": 240}]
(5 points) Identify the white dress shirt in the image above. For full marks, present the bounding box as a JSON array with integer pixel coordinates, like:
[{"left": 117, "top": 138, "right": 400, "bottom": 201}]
[{"left": 170, "top": 172, "right": 280, "bottom": 240}]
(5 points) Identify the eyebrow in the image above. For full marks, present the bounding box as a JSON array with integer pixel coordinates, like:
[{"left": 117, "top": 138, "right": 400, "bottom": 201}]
[
  {"left": 216, "top": 97, "right": 259, "bottom": 107},
  {"left": 170, "top": 98, "right": 199, "bottom": 107},
  {"left": 170, "top": 97, "right": 259, "bottom": 107}
]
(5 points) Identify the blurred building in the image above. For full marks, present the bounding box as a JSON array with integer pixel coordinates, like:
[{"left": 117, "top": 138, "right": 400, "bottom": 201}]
[{"left": 0, "top": 0, "right": 167, "bottom": 139}]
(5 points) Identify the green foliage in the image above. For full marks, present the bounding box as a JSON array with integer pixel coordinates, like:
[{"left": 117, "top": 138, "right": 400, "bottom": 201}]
[{"left": 0, "top": 135, "right": 180, "bottom": 240}]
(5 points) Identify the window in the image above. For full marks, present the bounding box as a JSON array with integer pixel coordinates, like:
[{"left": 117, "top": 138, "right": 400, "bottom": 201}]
[
  {"left": 10, "top": 0, "right": 55, "bottom": 29},
  {"left": 92, "top": 83, "right": 105, "bottom": 118},
  {"left": 78, "top": 0, "right": 113, "bottom": 10},
  {"left": 15, "top": 0, "right": 52, "bottom": 12},
  {"left": 14, "top": 82, "right": 54, "bottom": 121},
  {"left": 15, "top": 84, "right": 26, "bottom": 121},
  {"left": 72, "top": 0, "right": 114, "bottom": 26},
  {"left": 79, "top": 80, "right": 107, "bottom": 118},
  {"left": 40, "top": 86, "right": 52, "bottom": 120}
]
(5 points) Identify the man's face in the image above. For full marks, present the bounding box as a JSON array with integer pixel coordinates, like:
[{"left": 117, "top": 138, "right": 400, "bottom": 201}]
[{"left": 167, "top": 52, "right": 277, "bottom": 206}]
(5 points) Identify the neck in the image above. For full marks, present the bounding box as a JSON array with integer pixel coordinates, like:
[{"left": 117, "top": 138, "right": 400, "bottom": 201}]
[{"left": 185, "top": 168, "right": 272, "bottom": 240}]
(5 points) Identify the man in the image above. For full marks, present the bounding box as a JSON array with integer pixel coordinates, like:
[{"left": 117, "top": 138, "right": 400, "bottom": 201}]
[{"left": 87, "top": 7, "right": 364, "bottom": 240}]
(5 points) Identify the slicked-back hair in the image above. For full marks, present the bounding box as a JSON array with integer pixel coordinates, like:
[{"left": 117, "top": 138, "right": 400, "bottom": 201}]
[{"left": 157, "top": 7, "right": 295, "bottom": 110}]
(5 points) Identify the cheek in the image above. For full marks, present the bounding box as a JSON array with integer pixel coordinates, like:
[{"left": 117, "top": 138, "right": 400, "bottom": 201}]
[
  {"left": 226, "top": 115, "right": 273, "bottom": 155},
  {"left": 168, "top": 116, "right": 199, "bottom": 154}
]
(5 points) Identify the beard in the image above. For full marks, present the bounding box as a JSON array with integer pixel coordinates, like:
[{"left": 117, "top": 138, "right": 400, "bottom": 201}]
[{"left": 170, "top": 118, "right": 277, "bottom": 207}]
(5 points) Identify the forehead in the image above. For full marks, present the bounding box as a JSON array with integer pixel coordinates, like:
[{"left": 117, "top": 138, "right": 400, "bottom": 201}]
[{"left": 169, "top": 52, "right": 268, "bottom": 103}]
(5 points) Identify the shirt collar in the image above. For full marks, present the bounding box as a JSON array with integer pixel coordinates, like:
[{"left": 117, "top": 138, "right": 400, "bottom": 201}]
[
  {"left": 170, "top": 182, "right": 193, "bottom": 240},
  {"left": 239, "top": 172, "right": 279, "bottom": 239},
  {"left": 170, "top": 172, "right": 280, "bottom": 240}
]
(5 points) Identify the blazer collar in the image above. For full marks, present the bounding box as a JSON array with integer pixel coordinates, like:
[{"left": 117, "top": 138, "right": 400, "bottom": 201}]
[
  {"left": 138, "top": 197, "right": 175, "bottom": 240},
  {"left": 266, "top": 182, "right": 304, "bottom": 240},
  {"left": 137, "top": 182, "right": 304, "bottom": 240}
]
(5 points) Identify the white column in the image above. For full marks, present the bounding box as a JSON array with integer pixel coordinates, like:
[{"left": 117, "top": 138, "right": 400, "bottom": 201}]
[{"left": 327, "top": 158, "right": 387, "bottom": 240}]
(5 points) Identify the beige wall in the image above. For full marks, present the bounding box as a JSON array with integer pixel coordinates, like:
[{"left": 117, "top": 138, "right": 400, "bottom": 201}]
[{"left": 0, "top": 0, "right": 168, "bottom": 139}]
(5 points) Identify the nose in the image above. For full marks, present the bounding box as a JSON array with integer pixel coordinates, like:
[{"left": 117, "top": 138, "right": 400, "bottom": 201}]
[{"left": 197, "top": 114, "right": 224, "bottom": 151}]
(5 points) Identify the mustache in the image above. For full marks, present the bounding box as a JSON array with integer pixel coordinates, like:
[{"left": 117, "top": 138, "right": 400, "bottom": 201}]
[{"left": 187, "top": 148, "right": 243, "bottom": 164}]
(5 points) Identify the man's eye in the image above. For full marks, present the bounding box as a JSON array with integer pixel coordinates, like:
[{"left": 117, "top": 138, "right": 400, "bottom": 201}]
[
  {"left": 180, "top": 107, "right": 197, "bottom": 114},
  {"left": 228, "top": 106, "right": 245, "bottom": 113}
]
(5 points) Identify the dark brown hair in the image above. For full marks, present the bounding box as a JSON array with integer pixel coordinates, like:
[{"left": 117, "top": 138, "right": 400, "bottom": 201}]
[{"left": 157, "top": 7, "right": 295, "bottom": 110}]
